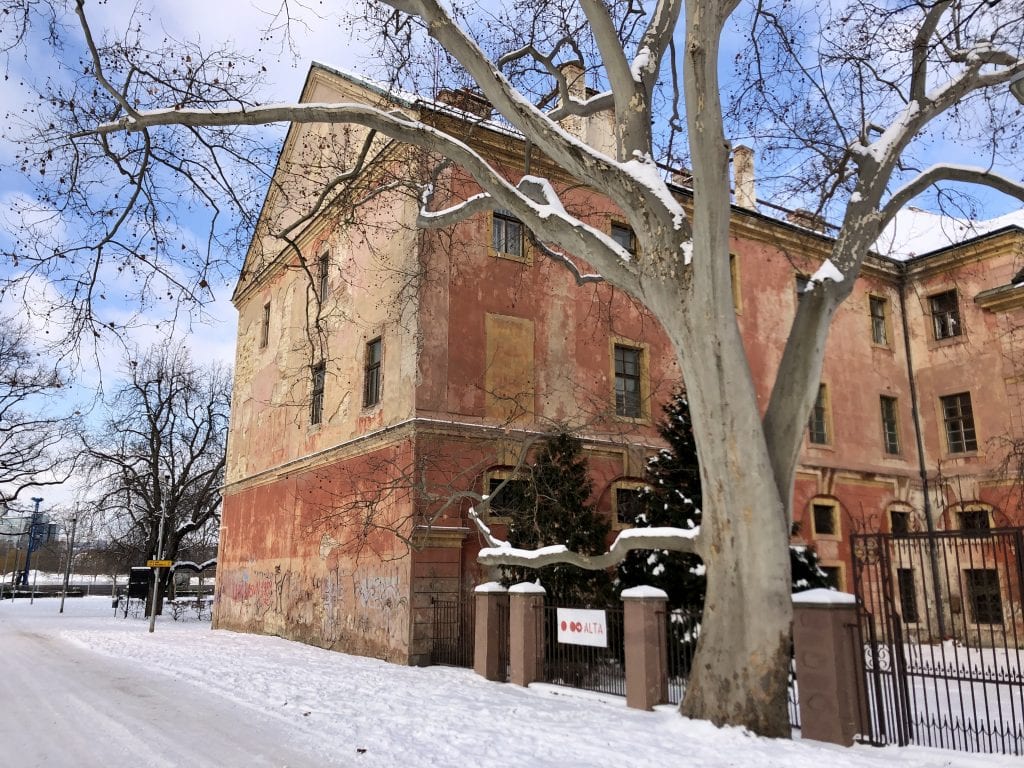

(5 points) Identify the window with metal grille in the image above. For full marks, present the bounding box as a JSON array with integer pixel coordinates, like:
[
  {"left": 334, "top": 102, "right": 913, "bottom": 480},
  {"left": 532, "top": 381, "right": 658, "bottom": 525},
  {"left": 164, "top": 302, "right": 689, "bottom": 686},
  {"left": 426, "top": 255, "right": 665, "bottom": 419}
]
[
  {"left": 310, "top": 362, "right": 326, "bottom": 425},
  {"left": 259, "top": 302, "right": 270, "bottom": 349},
  {"left": 812, "top": 502, "right": 838, "bottom": 536},
  {"left": 930, "top": 290, "right": 961, "bottom": 340},
  {"left": 890, "top": 509, "right": 911, "bottom": 535},
  {"left": 317, "top": 251, "right": 330, "bottom": 299},
  {"left": 363, "top": 338, "right": 382, "bottom": 408},
  {"left": 487, "top": 477, "right": 531, "bottom": 519},
  {"left": 941, "top": 392, "right": 977, "bottom": 453},
  {"left": 614, "top": 345, "right": 642, "bottom": 418},
  {"left": 957, "top": 509, "right": 990, "bottom": 532},
  {"left": 492, "top": 210, "right": 523, "bottom": 258},
  {"left": 880, "top": 395, "right": 900, "bottom": 454},
  {"left": 615, "top": 487, "right": 645, "bottom": 526},
  {"left": 610, "top": 223, "right": 636, "bottom": 255},
  {"left": 897, "top": 568, "right": 919, "bottom": 623},
  {"left": 965, "top": 569, "right": 1003, "bottom": 625},
  {"left": 819, "top": 565, "right": 842, "bottom": 590},
  {"left": 808, "top": 385, "right": 829, "bottom": 444},
  {"left": 869, "top": 295, "right": 889, "bottom": 346}
]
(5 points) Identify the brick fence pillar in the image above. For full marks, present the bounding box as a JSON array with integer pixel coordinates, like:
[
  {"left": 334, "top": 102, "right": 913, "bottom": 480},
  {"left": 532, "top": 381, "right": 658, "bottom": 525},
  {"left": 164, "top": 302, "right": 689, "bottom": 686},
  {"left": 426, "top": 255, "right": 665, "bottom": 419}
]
[
  {"left": 621, "top": 586, "right": 668, "bottom": 710},
  {"left": 508, "top": 582, "right": 546, "bottom": 686},
  {"left": 792, "top": 588, "right": 869, "bottom": 746},
  {"left": 473, "top": 582, "right": 508, "bottom": 681}
]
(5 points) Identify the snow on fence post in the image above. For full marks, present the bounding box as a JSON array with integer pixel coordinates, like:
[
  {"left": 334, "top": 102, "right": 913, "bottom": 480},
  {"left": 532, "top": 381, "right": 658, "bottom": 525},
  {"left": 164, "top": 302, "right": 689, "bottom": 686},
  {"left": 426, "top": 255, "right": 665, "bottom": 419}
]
[
  {"left": 474, "top": 582, "right": 508, "bottom": 681},
  {"left": 621, "top": 586, "right": 668, "bottom": 710},
  {"left": 508, "top": 582, "right": 546, "bottom": 686},
  {"left": 792, "top": 589, "right": 869, "bottom": 746}
]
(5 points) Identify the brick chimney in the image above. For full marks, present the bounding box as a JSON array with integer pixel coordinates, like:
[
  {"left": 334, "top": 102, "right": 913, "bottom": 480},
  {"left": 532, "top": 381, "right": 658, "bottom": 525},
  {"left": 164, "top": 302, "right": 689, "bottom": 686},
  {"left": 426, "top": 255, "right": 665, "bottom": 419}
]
[{"left": 733, "top": 145, "right": 756, "bottom": 209}]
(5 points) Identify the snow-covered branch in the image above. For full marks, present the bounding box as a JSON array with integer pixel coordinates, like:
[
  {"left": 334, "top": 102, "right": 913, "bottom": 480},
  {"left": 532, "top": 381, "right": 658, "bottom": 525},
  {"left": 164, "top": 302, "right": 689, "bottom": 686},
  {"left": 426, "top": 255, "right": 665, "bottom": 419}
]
[
  {"left": 881, "top": 165, "right": 1024, "bottom": 229},
  {"left": 471, "top": 505, "right": 700, "bottom": 570}
]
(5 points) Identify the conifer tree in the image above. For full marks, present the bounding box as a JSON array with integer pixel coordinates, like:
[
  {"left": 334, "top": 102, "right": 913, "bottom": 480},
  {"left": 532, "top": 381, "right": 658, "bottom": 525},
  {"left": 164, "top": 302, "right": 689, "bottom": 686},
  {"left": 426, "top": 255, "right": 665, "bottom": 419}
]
[{"left": 500, "top": 432, "right": 613, "bottom": 607}]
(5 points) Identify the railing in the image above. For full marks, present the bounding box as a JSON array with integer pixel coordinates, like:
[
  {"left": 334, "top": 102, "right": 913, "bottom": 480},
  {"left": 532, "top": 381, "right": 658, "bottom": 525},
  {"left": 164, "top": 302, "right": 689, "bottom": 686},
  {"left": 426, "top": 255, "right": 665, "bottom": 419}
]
[{"left": 542, "top": 604, "right": 626, "bottom": 697}]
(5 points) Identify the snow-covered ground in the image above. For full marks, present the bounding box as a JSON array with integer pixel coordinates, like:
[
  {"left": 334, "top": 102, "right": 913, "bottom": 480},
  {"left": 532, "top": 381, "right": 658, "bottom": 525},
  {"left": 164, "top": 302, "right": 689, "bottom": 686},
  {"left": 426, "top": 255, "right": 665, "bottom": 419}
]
[{"left": 0, "top": 597, "right": 1017, "bottom": 768}]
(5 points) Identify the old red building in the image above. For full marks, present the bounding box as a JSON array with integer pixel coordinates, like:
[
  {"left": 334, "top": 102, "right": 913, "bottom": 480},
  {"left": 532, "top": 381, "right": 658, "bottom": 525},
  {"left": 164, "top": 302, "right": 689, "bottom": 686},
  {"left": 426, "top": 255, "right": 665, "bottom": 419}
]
[{"left": 213, "top": 64, "right": 1024, "bottom": 660}]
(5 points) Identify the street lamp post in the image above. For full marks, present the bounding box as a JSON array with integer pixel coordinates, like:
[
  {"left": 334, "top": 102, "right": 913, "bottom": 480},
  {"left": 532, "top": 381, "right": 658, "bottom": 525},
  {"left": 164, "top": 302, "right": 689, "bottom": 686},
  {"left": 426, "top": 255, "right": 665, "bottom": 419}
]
[
  {"left": 148, "top": 474, "right": 170, "bottom": 634},
  {"left": 20, "top": 497, "right": 43, "bottom": 589},
  {"left": 59, "top": 512, "right": 78, "bottom": 615}
]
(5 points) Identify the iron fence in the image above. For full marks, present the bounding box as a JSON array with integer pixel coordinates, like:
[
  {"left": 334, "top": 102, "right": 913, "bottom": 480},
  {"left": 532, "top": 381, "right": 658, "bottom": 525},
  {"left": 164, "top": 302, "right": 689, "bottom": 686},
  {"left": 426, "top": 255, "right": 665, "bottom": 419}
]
[
  {"left": 666, "top": 607, "right": 700, "bottom": 705},
  {"left": 542, "top": 604, "right": 626, "bottom": 697},
  {"left": 430, "top": 595, "right": 476, "bottom": 668},
  {"left": 852, "top": 527, "right": 1024, "bottom": 755}
]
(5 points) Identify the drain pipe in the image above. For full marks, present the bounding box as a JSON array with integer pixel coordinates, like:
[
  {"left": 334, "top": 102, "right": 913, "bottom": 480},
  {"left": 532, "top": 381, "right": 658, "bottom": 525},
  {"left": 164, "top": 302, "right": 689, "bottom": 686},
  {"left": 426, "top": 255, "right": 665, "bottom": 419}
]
[{"left": 898, "top": 267, "right": 947, "bottom": 639}]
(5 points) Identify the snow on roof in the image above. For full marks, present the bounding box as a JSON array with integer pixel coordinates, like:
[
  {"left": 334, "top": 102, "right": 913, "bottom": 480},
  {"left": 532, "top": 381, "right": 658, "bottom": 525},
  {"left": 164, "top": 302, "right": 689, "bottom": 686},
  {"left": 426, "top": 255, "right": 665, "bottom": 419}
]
[{"left": 874, "top": 206, "right": 1024, "bottom": 261}]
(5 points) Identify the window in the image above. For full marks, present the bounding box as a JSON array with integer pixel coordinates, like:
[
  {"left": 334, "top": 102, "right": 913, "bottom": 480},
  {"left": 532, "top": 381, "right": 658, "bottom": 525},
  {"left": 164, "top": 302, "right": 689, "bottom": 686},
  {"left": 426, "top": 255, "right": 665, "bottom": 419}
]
[
  {"left": 869, "top": 296, "right": 889, "bottom": 346},
  {"left": 808, "top": 384, "right": 830, "bottom": 445},
  {"left": 317, "top": 251, "right": 330, "bottom": 299},
  {"left": 897, "top": 568, "right": 919, "bottom": 623},
  {"left": 812, "top": 502, "right": 838, "bottom": 537},
  {"left": 614, "top": 486, "right": 645, "bottom": 527},
  {"left": 492, "top": 210, "right": 523, "bottom": 258},
  {"left": 819, "top": 565, "right": 843, "bottom": 590},
  {"left": 363, "top": 338, "right": 382, "bottom": 408},
  {"left": 614, "top": 345, "right": 642, "bottom": 418},
  {"left": 930, "top": 290, "right": 961, "bottom": 340},
  {"left": 880, "top": 395, "right": 900, "bottom": 455},
  {"left": 890, "top": 509, "right": 912, "bottom": 536},
  {"left": 487, "top": 476, "right": 531, "bottom": 519},
  {"left": 310, "top": 362, "right": 326, "bottom": 426},
  {"left": 729, "top": 254, "right": 741, "bottom": 311},
  {"left": 610, "top": 223, "right": 636, "bottom": 255},
  {"left": 941, "top": 392, "right": 977, "bottom": 453},
  {"left": 957, "top": 508, "right": 991, "bottom": 533},
  {"left": 795, "top": 273, "right": 810, "bottom": 298},
  {"left": 259, "top": 302, "right": 270, "bottom": 349},
  {"left": 965, "top": 569, "right": 1003, "bottom": 625}
]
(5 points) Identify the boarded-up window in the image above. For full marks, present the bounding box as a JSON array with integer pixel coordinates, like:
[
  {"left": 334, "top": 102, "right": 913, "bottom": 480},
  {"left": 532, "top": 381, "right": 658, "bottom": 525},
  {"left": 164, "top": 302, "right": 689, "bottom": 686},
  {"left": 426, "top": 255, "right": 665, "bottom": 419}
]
[{"left": 484, "top": 314, "right": 535, "bottom": 423}]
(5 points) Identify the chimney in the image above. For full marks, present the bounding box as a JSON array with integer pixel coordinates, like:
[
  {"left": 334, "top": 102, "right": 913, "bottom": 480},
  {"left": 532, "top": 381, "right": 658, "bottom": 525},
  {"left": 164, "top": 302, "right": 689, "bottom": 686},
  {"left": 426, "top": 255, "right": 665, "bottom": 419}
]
[
  {"left": 558, "top": 63, "right": 616, "bottom": 157},
  {"left": 786, "top": 209, "right": 828, "bottom": 233},
  {"left": 733, "top": 145, "right": 756, "bottom": 210},
  {"left": 436, "top": 88, "right": 492, "bottom": 119}
]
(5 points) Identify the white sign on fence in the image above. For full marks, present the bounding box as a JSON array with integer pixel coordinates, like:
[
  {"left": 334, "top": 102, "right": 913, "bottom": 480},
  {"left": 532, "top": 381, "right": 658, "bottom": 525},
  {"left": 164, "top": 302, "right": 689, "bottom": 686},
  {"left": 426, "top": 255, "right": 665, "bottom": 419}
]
[{"left": 556, "top": 608, "right": 608, "bottom": 648}]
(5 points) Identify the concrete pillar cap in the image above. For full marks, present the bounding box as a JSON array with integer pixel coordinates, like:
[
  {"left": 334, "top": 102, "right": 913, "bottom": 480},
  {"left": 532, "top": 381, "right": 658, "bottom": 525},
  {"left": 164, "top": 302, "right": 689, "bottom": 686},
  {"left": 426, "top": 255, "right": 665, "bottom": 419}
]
[
  {"left": 620, "top": 585, "right": 669, "bottom": 600},
  {"left": 792, "top": 588, "right": 856, "bottom": 605},
  {"left": 508, "top": 582, "right": 546, "bottom": 594},
  {"left": 474, "top": 581, "right": 508, "bottom": 593}
]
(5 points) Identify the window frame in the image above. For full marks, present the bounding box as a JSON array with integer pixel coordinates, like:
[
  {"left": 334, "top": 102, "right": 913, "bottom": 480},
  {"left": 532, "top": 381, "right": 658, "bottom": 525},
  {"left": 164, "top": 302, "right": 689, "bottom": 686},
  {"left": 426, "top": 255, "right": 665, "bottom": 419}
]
[
  {"left": 491, "top": 209, "right": 525, "bottom": 261},
  {"left": 957, "top": 507, "right": 991, "bottom": 533},
  {"left": 818, "top": 562, "right": 846, "bottom": 591},
  {"left": 317, "top": 250, "right": 330, "bottom": 300},
  {"left": 889, "top": 507, "right": 913, "bottom": 536},
  {"left": 808, "top": 383, "right": 831, "bottom": 446},
  {"left": 729, "top": 253, "right": 742, "bottom": 313},
  {"left": 259, "top": 302, "right": 270, "bottom": 349},
  {"left": 310, "top": 361, "right": 326, "bottom": 426},
  {"left": 869, "top": 294, "right": 891, "bottom": 347},
  {"left": 810, "top": 498, "right": 841, "bottom": 539},
  {"left": 897, "top": 568, "right": 920, "bottom": 623},
  {"left": 880, "top": 395, "right": 901, "bottom": 455},
  {"left": 940, "top": 391, "right": 978, "bottom": 454},
  {"left": 484, "top": 471, "right": 532, "bottom": 523},
  {"left": 612, "top": 342, "right": 647, "bottom": 420},
  {"left": 611, "top": 480, "right": 647, "bottom": 530},
  {"left": 929, "top": 289, "right": 962, "bottom": 341},
  {"left": 610, "top": 222, "right": 637, "bottom": 256},
  {"left": 363, "top": 337, "right": 383, "bottom": 409}
]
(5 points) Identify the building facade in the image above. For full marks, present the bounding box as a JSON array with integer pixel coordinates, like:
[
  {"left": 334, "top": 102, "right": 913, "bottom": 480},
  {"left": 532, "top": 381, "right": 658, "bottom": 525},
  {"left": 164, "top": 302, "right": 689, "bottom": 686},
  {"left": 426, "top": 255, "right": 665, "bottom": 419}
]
[{"left": 213, "top": 64, "right": 1024, "bottom": 660}]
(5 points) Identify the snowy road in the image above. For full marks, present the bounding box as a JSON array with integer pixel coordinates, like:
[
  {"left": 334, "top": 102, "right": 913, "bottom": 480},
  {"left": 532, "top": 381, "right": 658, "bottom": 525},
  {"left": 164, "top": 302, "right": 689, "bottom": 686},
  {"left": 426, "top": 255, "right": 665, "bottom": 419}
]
[
  {"left": 0, "top": 597, "right": 1019, "bottom": 768},
  {"left": 0, "top": 610, "right": 333, "bottom": 767}
]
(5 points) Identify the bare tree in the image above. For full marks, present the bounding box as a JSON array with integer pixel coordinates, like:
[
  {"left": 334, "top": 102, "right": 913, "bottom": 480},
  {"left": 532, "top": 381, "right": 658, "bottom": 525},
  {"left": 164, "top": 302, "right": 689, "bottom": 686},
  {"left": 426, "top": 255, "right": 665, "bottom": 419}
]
[
  {"left": 81, "top": 342, "right": 230, "bottom": 600},
  {"left": 0, "top": 315, "right": 77, "bottom": 506},
  {"left": 4, "top": 0, "right": 1024, "bottom": 735}
]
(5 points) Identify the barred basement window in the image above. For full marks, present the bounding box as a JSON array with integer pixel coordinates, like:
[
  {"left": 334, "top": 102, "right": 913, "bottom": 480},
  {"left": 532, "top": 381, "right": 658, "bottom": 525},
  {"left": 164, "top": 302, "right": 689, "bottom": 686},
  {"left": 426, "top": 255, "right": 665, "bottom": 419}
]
[
  {"left": 965, "top": 569, "right": 1003, "bottom": 625},
  {"left": 957, "top": 509, "right": 990, "bottom": 533}
]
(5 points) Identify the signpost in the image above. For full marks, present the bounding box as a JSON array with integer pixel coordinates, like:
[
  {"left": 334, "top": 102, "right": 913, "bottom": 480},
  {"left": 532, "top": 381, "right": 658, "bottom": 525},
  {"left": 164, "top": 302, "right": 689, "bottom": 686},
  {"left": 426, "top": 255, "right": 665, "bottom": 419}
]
[{"left": 555, "top": 607, "right": 608, "bottom": 648}]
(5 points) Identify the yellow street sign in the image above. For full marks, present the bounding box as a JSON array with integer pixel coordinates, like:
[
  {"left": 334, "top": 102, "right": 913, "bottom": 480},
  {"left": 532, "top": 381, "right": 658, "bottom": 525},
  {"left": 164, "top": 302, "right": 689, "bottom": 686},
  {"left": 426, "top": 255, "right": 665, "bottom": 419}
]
[{"left": 147, "top": 559, "right": 173, "bottom": 568}]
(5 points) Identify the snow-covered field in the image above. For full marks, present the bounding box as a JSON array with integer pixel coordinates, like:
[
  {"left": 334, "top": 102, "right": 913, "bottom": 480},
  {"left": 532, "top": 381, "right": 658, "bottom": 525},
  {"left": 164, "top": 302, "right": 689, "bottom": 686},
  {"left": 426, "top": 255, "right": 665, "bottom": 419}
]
[{"left": 0, "top": 597, "right": 1017, "bottom": 767}]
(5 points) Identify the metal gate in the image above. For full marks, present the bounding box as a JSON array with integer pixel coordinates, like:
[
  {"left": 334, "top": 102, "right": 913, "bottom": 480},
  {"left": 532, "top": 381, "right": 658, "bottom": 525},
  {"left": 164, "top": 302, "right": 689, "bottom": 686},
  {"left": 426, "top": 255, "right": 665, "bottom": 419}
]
[
  {"left": 430, "top": 595, "right": 475, "bottom": 667},
  {"left": 851, "top": 528, "right": 1024, "bottom": 755}
]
